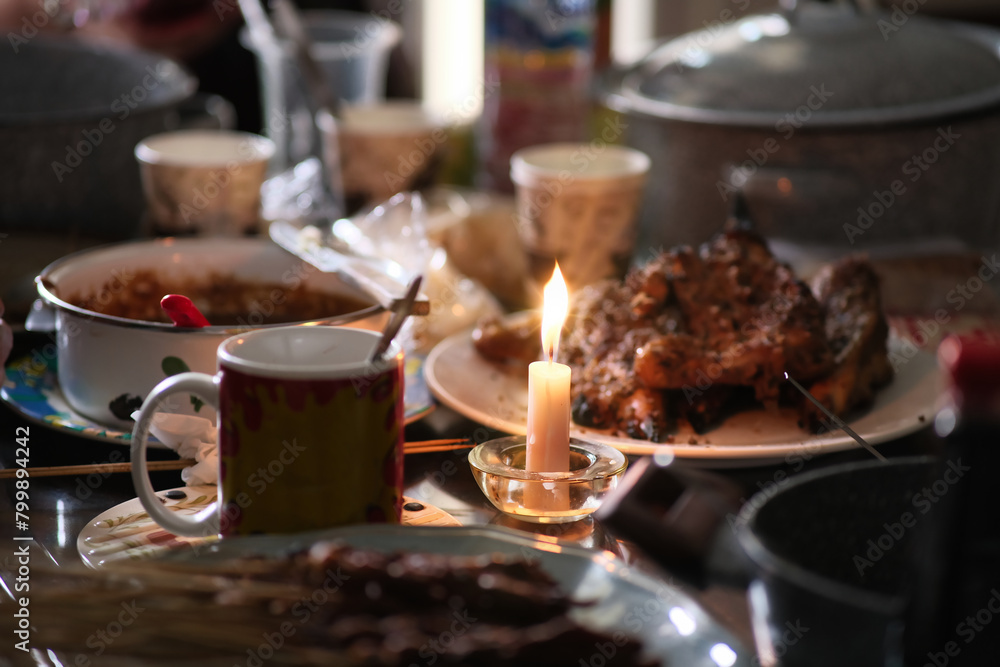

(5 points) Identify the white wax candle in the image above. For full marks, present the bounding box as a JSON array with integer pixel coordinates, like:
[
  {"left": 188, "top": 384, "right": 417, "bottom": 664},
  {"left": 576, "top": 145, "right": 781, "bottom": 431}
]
[
  {"left": 526, "top": 360, "right": 571, "bottom": 473},
  {"left": 524, "top": 359, "right": 571, "bottom": 512},
  {"left": 524, "top": 263, "right": 571, "bottom": 512}
]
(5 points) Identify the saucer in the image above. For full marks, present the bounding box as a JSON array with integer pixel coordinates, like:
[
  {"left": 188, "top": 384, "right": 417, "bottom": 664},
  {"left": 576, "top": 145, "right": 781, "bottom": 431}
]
[
  {"left": 2, "top": 350, "right": 434, "bottom": 446},
  {"left": 77, "top": 486, "right": 461, "bottom": 568}
]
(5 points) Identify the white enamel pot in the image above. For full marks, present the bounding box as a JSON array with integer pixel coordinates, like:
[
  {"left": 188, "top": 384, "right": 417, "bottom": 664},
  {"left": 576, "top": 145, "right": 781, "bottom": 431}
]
[{"left": 31, "top": 237, "right": 388, "bottom": 429}]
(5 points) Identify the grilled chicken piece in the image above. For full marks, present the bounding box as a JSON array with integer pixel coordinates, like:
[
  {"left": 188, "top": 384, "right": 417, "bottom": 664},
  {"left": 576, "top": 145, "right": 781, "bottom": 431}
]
[
  {"left": 565, "top": 230, "right": 841, "bottom": 437},
  {"left": 472, "top": 313, "right": 542, "bottom": 365},
  {"left": 563, "top": 277, "right": 681, "bottom": 439},
  {"left": 801, "top": 257, "right": 894, "bottom": 431},
  {"left": 616, "top": 387, "right": 674, "bottom": 442},
  {"left": 679, "top": 385, "right": 739, "bottom": 434},
  {"left": 633, "top": 231, "right": 834, "bottom": 403},
  {"left": 569, "top": 325, "right": 668, "bottom": 436},
  {"left": 472, "top": 230, "right": 892, "bottom": 441}
]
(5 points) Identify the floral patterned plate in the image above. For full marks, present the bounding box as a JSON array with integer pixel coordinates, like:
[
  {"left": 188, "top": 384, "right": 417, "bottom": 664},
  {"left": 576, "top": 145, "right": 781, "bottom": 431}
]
[
  {"left": 2, "top": 350, "right": 434, "bottom": 446},
  {"left": 77, "top": 486, "right": 461, "bottom": 568}
]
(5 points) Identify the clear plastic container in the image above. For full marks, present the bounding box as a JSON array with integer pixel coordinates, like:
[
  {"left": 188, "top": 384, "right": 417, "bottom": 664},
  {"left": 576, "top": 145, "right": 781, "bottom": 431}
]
[{"left": 241, "top": 10, "right": 402, "bottom": 171}]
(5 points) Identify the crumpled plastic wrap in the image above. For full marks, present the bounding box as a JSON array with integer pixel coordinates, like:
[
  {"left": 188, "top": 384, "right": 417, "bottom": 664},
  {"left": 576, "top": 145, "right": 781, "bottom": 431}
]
[
  {"left": 333, "top": 191, "right": 504, "bottom": 351},
  {"left": 134, "top": 411, "right": 219, "bottom": 486}
]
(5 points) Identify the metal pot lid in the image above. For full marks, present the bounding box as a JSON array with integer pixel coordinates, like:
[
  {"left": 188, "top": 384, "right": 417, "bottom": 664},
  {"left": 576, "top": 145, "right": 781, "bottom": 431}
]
[
  {"left": 619, "top": 2, "right": 1000, "bottom": 127},
  {"left": 0, "top": 37, "right": 196, "bottom": 126}
]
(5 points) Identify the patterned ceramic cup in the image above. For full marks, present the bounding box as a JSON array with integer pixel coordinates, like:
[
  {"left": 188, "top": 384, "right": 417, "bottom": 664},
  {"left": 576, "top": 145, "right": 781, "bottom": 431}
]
[
  {"left": 510, "top": 143, "right": 651, "bottom": 291},
  {"left": 131, "top": 326, "right": 404, "bottom": 537},
  {"left": 135, "top": 130, "right": 274, "bottom": 236},
  {"left": 318, "top": 102, "right": 445, "bottom": 210}
]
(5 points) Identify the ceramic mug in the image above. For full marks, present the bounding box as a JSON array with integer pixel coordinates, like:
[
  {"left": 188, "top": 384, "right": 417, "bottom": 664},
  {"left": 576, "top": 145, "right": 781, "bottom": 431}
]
[{"left": 131, "top": 326, "right": 404, "bottom": 537}]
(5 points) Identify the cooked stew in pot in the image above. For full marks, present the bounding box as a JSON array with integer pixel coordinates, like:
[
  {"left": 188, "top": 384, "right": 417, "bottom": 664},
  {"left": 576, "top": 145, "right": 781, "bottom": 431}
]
[{"left": 64, "top": 269, "right": 372, "bottom": 325}]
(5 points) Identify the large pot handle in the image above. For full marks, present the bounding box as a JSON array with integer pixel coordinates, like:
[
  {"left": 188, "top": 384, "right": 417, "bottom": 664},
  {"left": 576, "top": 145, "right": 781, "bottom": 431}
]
[
  {"left": 723, "top": 164, "right": 865, "bottom": 238},
  {"left": 727, "top": 165, "right": 863, "bottom": 207},
  {"left": 782, "top": 0, "right": 877, "bottom": 18},
  {"left": 596, "top": 456, "right": 751, "bottom": 589},
  {"left": 24, "top": 299, "right": 55, "bottom": 333}
]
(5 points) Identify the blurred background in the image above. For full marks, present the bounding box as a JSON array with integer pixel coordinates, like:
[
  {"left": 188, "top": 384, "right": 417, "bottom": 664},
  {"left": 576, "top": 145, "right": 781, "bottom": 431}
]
[
  {"left": 9, "top": 0, "right": 1000, "bottom": 135},
  {"left": 4, "top": 0, "right": 1000, "bottom": 321}
]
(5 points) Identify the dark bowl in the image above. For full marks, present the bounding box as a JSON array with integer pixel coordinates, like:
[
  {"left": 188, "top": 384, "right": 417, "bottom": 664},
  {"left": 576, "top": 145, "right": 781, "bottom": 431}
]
[{"left": 737, "top": 456, "right": 936, "bottom": 667}]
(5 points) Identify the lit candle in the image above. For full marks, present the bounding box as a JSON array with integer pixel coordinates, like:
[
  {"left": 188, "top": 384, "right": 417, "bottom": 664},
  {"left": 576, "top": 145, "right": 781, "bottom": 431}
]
[{"left": 525, "top": 265, "right": 571, "bottom": 496}]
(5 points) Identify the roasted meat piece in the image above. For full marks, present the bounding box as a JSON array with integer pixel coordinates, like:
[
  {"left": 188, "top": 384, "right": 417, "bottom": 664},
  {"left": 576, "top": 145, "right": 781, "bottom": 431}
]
[
  {"left": 472, "top": 229, "right": 893, "bottom": 440},
  {"left": 562, "top": 230, "right": 838, "bottom": 437},
  {"left": 563, "top": 281, "right": 680, "bottom": 441},
  {"left": 562, "top": 231, "right": 893, "bottom": 438},
  {"left": 801, "top": 256, "right": 894, "bottom": 430},
  {"left": 632, "top": 231, "right": 834, "bottom": 404},
  {"left": 472, "top": 312, "right": 542, "bottom": 365}
]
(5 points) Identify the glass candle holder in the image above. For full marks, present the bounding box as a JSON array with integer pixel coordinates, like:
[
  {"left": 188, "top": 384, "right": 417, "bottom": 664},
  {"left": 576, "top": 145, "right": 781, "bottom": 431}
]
[{"left": 468, "top": 436, "right": 627, "bottom": 524}]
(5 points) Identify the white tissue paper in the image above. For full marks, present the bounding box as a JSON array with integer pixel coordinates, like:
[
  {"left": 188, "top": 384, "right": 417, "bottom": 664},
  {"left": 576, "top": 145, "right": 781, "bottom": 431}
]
[{"left": 133, "top": 412, "right": 220, "bottom": 486}]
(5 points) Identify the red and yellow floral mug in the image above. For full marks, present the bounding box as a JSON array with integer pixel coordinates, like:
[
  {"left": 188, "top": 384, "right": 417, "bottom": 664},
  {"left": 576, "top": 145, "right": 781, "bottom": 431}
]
[{"left": 130, "top": 326, "right": 404, "bottom": 537}]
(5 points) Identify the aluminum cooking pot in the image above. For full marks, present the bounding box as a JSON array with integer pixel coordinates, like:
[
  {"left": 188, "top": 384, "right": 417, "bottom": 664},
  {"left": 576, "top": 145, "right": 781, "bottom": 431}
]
[
  {"left": 604, "top": 0, "right": 1000, "bottom": 251},
  {"left": 0, "top": 37, "right": 218, "bottom": 239},
  {"left": 597, "top": 455, "right": 945, "bottom": 667}
]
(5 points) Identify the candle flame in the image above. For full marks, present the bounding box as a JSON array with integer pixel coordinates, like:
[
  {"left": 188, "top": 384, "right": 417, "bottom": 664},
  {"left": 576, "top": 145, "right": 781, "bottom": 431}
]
[{"left": 541, "top": 263, "right": 569, "bottom": 362}]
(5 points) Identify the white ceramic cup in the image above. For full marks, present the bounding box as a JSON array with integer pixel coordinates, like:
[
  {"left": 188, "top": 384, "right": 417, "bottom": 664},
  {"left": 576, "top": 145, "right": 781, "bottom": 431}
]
[
  {"left": 135, "top": 130, "right": 275, "bottom": 236},
  {"left": 131, "top": 326, "right": 405, "bottom": 538},
  {"left": 510, "top": 143, "right": 651, "bottom": 289},
  {"left": 319, "top": 102, "right": 446, "bottom": 208}
]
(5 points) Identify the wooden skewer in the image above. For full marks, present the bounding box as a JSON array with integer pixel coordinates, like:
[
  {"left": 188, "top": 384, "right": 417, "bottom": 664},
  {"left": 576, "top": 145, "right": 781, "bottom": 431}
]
[
  {"left": 0, "top": 440, "right": 476, "bottom": 479},
  {"left": 403, "top": 438, "right": 474, "bottom": 453},
  {"left": 405, "top": 443, "right": 475, "bottom": 454},
  {"left": 0, "top": 459, "right": 197, "bottom": 479},
  {"left": 783, "top": 372, "right": 888, "bottom": 463}
]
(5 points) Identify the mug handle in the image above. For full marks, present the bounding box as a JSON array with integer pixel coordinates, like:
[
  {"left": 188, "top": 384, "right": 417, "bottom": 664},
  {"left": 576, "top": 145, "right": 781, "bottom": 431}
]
[{"left": 131, "top": 372, "right": 221, "bottom": 537}]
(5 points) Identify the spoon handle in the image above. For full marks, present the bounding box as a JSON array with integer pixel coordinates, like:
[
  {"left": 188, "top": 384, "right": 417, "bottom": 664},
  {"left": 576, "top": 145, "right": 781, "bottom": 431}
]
[
  {"left": 160, "top": 294, "right": 211, "bottom": 328},
  {"left": 370, "top": 276, "right": 423, "bottom": 364}
]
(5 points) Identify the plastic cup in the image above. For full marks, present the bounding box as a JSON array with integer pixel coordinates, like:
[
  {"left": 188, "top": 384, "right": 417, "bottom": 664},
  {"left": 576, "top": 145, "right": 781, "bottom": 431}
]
[
  {"left": 135, "top": 130, "right": 275, "bottom": 236},
  {"left": 319, "top": 102, "right": 446, "bottom": 211},
  {"left": 510, "top": 143, "right": 651, "bottom": 290}
]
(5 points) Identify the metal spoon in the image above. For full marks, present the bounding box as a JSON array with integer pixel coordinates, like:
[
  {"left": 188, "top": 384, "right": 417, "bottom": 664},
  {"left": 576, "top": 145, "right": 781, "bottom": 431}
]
[
  {"left": 369, "top": 276, "right": 422, "bottom": 364},
  {"left": 270, "top": 0, "right": 346, "bottom": 215},
  {"left": 271, "top": 0, "right": 340, "bottom": 115}
]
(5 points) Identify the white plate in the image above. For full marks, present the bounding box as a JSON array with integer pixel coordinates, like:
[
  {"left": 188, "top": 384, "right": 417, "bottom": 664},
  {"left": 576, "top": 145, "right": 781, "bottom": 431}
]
[
  {"left": 77, "top": 487, "right": 461, "bottom": 568},
  {"left": 161, "top": 524, "right": 751, "bottom": 666},
  {"left": 424, "top": 325, "right": 943, "bottom": 466}
]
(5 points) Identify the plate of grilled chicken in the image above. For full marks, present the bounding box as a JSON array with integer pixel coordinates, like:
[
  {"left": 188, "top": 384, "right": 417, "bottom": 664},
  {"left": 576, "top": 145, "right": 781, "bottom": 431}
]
[{"left": 425, "top": 230, "right": 943, "bottom": 465}]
